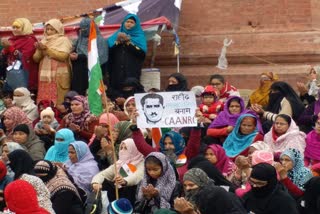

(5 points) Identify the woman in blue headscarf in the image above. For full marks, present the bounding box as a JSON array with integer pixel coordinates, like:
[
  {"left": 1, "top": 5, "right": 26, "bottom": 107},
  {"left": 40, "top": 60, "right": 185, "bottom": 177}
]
[
  {"left": 107, "top": 14, "right": 147, "bottom": 100},
  {"left": 70, "top": 17, "right": 108, "bottom": 96},
  {"left": 44, "top": 128, "right": 75, "bottom": 163}
]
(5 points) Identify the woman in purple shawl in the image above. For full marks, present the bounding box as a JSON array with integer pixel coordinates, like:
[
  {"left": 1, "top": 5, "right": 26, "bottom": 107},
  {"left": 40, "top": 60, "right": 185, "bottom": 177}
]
[
  {"left": 207, "top": 96, "right": 253, "bottom": 144},
  {"left": 65, "top": 141, "right": 99, "bottom": 194}
]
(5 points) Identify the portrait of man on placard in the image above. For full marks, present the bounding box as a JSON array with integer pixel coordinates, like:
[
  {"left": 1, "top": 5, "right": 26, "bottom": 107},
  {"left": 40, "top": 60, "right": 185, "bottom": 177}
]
[{"left": 140, "top": 93, "right": 165, "bottom": 124}]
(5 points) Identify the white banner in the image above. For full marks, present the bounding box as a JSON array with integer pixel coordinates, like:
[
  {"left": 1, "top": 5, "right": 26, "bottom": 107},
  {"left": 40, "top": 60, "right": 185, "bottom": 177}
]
[{"left": 135, "top": 91, "right": 197, "bottom": 128}]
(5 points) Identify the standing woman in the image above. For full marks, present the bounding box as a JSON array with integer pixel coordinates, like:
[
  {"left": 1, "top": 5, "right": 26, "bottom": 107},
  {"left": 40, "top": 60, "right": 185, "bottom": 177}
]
[
  {"left": 1, "top": 18, "right": 39, "bottom": 92},
  {"left": 59, "top": 95, "right": 98, "bottom": 142},
  {"left": 33, "top": 19, "right": 73, "bottom": 105},
  {"left": 70, "top": 17, "right": 108, "bottom": 96},
  {"left": 107, "top": 14, "right": 146, "bottom": 100}
]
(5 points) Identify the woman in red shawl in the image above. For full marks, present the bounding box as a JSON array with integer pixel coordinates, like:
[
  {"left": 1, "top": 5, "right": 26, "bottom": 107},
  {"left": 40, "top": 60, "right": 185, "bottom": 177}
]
[{"left": 1, "top": 18, "right": 38, "bottom": 92}]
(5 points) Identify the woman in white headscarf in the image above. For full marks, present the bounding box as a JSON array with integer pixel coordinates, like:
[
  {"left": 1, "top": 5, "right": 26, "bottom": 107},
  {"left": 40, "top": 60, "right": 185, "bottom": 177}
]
[{"left": 13, "top": 87, "right": 38, "bottom": 122}]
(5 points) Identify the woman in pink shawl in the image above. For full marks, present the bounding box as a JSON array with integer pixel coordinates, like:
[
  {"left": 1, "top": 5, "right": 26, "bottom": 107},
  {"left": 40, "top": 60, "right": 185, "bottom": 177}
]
[
  {"left": 204, "top": 144, "right": 235, "bottom": 178},
  {"left": 305, "top": 118, "right": 320, "bottom": 166},
  {"left": 91, "top": 138, "right": 144, "bottom": 204},
  {"left": 2, "top": 106, "right": 32, "bottom": 141}
]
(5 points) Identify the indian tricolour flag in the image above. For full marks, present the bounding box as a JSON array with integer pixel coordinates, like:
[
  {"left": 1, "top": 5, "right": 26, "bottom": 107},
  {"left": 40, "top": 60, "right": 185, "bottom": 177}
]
[{"left": 88, "top": 20, "right": 105, "bottom": 116}]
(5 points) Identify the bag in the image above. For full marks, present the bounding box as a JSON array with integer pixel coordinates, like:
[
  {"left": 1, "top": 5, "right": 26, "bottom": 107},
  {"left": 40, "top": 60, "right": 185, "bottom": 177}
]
[
  {"left": 5, "top": 60, "right": 28, "bottom": 91},
  {"left": 84, "top": 191, "right": 102, "bottom": 214}
]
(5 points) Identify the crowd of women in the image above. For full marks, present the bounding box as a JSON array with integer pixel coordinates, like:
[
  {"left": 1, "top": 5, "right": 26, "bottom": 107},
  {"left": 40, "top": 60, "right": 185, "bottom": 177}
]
[{"left": 0, "top": 13, "right": 319, "bottom": 214}]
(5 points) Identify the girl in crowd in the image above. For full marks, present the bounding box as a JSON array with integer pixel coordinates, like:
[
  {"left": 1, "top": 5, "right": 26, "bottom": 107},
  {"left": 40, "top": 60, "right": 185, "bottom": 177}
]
[
  {"left": 12, "top": 124, "right": 45, "bottom": 161},
  {"left": 1, "top": 18, "right": 38, "bottom": 92},
  {"left": 107, "top": 14, "right": 146, "bottom": 100},
  {"left": 33, "top": 19, "right": 73, "bottom": 105},
  {"left": 13, "top": 87, "right": 38, "bottom": 122},
  {"left": 59, "top": 95, "right": 98, "bottom": 142},
  {"left": 209, "top": 74, "right": 240, "bottom": 102},
  {"left": 243, "top": 163, "right": 299, "bottom": 214},
  {"left": 264, "top": 114, "right": 306, "bottom": 156},
  {"left": 207, "top": 96, "right": 252, "bottom": 143},
  {"left": 280, "top": 148, "right": 313, "bottom": 191},
  {"left": 91, "top": 138, "right": 144, "bottom": 204},
  {"left": 34, "top": 160, "right": 83, "bottom": 214},
  {"left": 165, "top": 73, "right": 189, "bottom": 92},
  {"left": 204, "top": 144, "right": 235, "bottom": 178},
  {"left": 135, "top": 152, "right": 177, "bottom": 213},
  {"left": 70, "top": 17, "right": 108, "bottom": 96},
  {"left": 45, "top": 128, "right": 75, "bottom": 163},
  {"left": 248, "top": 72, "right": 278, "bottom": 109},
  {"left": 8, "top": 150, "right": 55, "bottom": 213},
  {"left": 65, "top": 141, "right": 99, "bottom": 195},
  {"left": 223, "top": 113, "right": 263, "bottom": 159}
]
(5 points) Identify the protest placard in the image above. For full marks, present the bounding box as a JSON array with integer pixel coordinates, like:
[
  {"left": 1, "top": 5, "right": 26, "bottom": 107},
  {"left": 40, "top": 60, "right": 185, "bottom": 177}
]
[{"left": 134, "top": 91, "right": 197, "bottom": 128}]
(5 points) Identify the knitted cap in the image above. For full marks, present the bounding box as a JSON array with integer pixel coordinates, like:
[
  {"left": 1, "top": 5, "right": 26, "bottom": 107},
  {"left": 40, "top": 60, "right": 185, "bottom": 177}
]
[
  {"left": 13, "top": 124, "right": 30, "bottom": 135},
  {"left": 40, "top": 107, "right": 54, "bottom": 120},
  {"left": 108, "top": 198, "right": 133, "bottom": 214}
]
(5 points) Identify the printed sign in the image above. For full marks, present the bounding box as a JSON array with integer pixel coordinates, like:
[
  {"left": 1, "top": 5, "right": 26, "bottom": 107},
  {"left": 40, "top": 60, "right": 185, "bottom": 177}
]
[{"left": 135, "top": 91, "right": 197, "bottom": 128}]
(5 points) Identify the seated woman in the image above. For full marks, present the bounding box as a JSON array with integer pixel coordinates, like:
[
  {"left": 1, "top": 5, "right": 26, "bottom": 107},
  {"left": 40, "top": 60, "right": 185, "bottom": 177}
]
[
  {"left": 251, "top": 81, "right": 305, "bottom": 133},
  {"left": 59, "top": 95, "right": 99, "bottom": 142},
  {"left": 264, "top": 114, "right": 306, "bottom": 156},
  {"left": 280, "top": 148, "right": 313, "bottom": 191},
  {"left": 4, "top": 180, "right": 50, "bottom": 214},
  {"left": 45, "top": 128, "right": 75, "bottom": 163},
  {"left": 209, "top": 74, "right": 240, "bottom": 102},
  {"left": 34, "top": 160, "right": 83, "bottom": 214},
  {"left": 165, "top": 73, "right": 189, "bottom": 92},
  {"left": 1, "top": 142, "right": 24, "bottom": 179},
  {"left": 243, "top": 163, "right": 299, "bottom": 214},
  {"left": 2, "top": 106, "right": 32, "bottom": 141},
  {"left": 91, "top": 138, "right": 144, "bottom": 204},
  {"left": 13, "top": 87, "right": 39, "bottom": 122},
  {"left": 207, "top": 96, "right": 253, "bottom": 144},
  {"left": 135, "top": 152, "right": 177, "bottom": 213},
  {"left": 223, "top": 113, "right": 263, "bottom": 159},
  {"left": 204, "top": 144, "right": 235, "bottom": 178},
  {"left": 12, "top": 124, "right": 46, "bottom": 161},
  {"left": 65, "top": 141, "right": 99, "bottom": 195},
  {"left": 304, "top": 118, "right": 320, "bottom": 166},
  {"left": 8, "top": 150, "right": 55, "bottom": 214}
]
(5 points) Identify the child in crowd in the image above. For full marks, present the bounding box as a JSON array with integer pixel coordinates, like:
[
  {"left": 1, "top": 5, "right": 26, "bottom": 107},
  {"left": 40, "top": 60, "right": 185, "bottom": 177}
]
[{"left": 198, "top": 85, "right": 223, "bottom": 121}]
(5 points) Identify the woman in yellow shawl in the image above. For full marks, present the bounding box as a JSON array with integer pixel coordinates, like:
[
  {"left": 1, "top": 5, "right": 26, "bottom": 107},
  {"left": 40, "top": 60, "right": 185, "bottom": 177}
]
[
  {"left": 248, "top": 72, "right": 279, "bottom": 109},
  {"left": 33, "top": 19, "right": 73, "bottom": 105}
]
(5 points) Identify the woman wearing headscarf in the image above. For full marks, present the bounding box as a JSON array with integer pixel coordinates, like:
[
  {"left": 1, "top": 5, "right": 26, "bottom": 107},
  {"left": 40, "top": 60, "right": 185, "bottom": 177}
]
[
  {"left": 59, "top": 95, "right": 98, "bottom": 142},
  {"left": 248, "top": 72, "right": 279, "bottom": 108},
  {"left": 34, "top": 160, "right": 83, "bottom": 214},
  {"left": 65, "top": 141, "right": 99, "bottom": 194},
  {"left": 70, "top": 17, "right": 108, "bottom": 96},
  {"left": 304, "top": 118, "right": 320, "bottom": 166},
  {"left": 8, "top": 150, "right": 55, "bottom": 214},
  {"left": 304, "top": 177, "right": 320, "bottom": 214},
  {"left": 33, "top": 19, "right": 73, "bottom": 105},
  {"left": 13, "top": 87, "right": 39, "bottom": 122},
  {"left": 251, "top": 81, "right": 305, "bottom": 133},
  {"left": 1, "top": 142, "right": 24, "bottom": 180},
  {"left": 223, "top": 113, "right": 263, "bottom": 159},
  {"left": 4, "top": 180, "right": 50, "bottom": 214},
  {"left": 280, "top": 148, "right": 313, "bottom": 190},
  {"left": 12, "top": 124, "right": 46, "bottom": 161},
  {"left": 207, "top": 96, "right": 254, "bottom": 144},
  {"left": 165, "top": 73, "right": 188, "bottom": 92},
  {"left": 1, "top": 18, "right": 38, "bottom": 92},
  {"left": 264, "top": 114, "right": 306, "bottom": 156},
  {"left": 107, "top": 14, "right": 146, "bottom": 100},
  {"left": 135, "top": 152, "right": 177, "bottom": 213},
  {"left": 2, "top": 106, "right": 32, "bottom": 141},
  {"left": 243, "top": 163, "right": 299, "bottom": 214},
  {"left": 209, "top": 74, "right": 240, "bottom": 102},
  {"left": 45, "top": 128, "right": 75, "bottom": 163},
  {"left": 92, "top": 138, "right": 144, "bottom": 204}
]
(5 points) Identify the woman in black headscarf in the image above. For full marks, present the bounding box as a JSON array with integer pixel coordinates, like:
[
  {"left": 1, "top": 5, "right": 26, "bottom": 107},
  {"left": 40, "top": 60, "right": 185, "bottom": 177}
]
[
  {"left": 251, "top": 81, "right": 305, "bottom": 133},
  {"left": 304, "top": 176, "right": 320, "bottom": 214},
  {"left": 243, "top": 163, "right": 299, "bottom": 214},
  {"left": 165, "top": 73, "right": 188, "bottom": 92}
]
